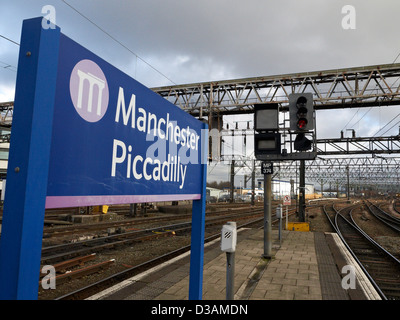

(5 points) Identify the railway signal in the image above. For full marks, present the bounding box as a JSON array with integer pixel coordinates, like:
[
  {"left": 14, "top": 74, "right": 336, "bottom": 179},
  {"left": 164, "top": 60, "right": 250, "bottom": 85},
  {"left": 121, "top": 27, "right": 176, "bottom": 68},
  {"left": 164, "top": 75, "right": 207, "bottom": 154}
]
[
  {"left": 254, "top": 103, "right": 281, "bottom": 157},
  {"left": 289, "top": 93, "right": 314, "bottom": 132},
  {"left": 289, "top": 93, "right": 314, "bottom": 151}
]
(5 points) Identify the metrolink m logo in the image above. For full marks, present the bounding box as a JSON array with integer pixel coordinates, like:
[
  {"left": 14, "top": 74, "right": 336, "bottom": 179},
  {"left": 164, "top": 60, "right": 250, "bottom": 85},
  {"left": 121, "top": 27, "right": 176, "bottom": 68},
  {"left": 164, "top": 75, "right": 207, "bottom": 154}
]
[
  {"left": 70, "top": 59, "right": 109, "bottom": 122},
  {"left": 76, "top": 70, "right": 105, "bottom": 116}
]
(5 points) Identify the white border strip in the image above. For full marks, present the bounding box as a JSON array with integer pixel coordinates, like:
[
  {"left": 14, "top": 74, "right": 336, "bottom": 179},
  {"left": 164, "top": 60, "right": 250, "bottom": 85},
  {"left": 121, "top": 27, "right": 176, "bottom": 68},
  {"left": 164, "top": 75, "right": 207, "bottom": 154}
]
[{"left": 329, "top": 232, "right": 382, "bottom": 300}]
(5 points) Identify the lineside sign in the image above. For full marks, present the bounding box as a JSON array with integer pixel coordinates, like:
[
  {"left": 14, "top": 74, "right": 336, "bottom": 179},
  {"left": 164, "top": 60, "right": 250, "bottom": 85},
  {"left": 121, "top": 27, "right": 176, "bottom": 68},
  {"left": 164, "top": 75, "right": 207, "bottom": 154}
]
[{"left": 0, "top": 17, "right": 207, "bottom": 300}]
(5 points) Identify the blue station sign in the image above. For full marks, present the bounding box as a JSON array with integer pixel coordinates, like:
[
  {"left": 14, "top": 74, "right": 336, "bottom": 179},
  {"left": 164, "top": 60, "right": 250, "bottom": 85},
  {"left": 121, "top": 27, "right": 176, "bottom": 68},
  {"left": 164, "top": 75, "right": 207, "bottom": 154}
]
[
  {"left": 46, "top": 29, "right": 206, "bottom": 208},
  {"left": 0, "top": 17, "right": 207, "bottom": 300}
]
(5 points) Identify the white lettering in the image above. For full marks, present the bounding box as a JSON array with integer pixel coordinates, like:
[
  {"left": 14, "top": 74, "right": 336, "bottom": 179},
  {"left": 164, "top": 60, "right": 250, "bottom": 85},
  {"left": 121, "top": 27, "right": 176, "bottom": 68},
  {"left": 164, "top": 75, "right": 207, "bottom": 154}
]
[
  {"left": 180, "top": 164, "right": 187, "bottom": 189},
  {"left": 174, "top": 125, "right": 180, "bottom": 145},
  {"left": 115, "top": 87, "right": 136, "bottom": 128},
  {"left": 111, "top": 87, "right": 204, "bottom": 192},
  {"left": 153, "top": 159, "right": 161, "bottom": 181},
  {"left": 162, "top": 154, "right": 170, "bottom": 182},
  {"left": 111, "top": 139, "right": 126, "bottom": 177},
  {"left": 180, "top": 128, "right": 186, "bottom": 146},
  {"left": 137, "top": 108, "right": 146, "bottom": 132},
  {"left": 148, "top": 112, "right": 157, "bottom": 136},
  {"left": 195, "top": 304, "right": 247, "bottom": 315},
  {"left": 110, "top": 140, "right": 189, "bottom": 189},
  {"left": 133, "top": 155, "right": 143, "bottom": 180},
  {"left": 158, "top": 118, "right": 166, "bottom": 139},
  {"left": 114, "top": 90, "right": 200, "bottom": 151},
  {"left": 151, "top": 304, "right": 185, "bottom": 318},
  {"left": 166, "top": 113, "right": 174, "bottom": 142},
  {"left": 143, "top": 157, "right": 153, "bottom": 180}
]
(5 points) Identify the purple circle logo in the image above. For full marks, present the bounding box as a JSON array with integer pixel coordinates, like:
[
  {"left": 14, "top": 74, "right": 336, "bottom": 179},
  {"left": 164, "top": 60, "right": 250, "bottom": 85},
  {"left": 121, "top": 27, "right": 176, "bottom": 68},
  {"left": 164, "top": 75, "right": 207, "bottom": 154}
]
[{"left": 69, "top": 59, "right": 109, "bottom": 122}]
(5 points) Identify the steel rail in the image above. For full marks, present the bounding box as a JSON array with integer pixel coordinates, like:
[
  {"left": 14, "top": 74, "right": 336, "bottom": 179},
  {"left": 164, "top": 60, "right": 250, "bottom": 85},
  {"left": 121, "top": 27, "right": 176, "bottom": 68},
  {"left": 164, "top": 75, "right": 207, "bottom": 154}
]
[
  {"left": 335, "top": 205, "right": 400, "bottom": 300},
  {"left": 392, "top": 199, "right": 400, "bottom": 215},
  {"left": 365, "top": 200, "right": 400, "bottom": 232}
]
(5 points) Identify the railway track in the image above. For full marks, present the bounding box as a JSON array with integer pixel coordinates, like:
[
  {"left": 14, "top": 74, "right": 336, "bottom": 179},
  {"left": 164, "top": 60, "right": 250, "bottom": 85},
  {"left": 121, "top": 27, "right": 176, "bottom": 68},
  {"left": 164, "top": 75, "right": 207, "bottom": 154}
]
[
  {"left": 42, "top": 205, "right": 265, "bottom": 238},
  {"left": 41, "top": 209, "right": 266, "bottom": 264},
  {"left": 333, "top": 204, "right": 400, "bottom": 300},
  {"left": 53, "top": 214, "right": 268, "bottom": 300},
  {"left": 365, "top": 200, "right": 400, "bottom": 233},
  {"left": 394, "top": 200, "right": 400, "bottom": 215},
  {"left": 46, "top": 206, "right": 297, "bottom": 300},
  {"left": 322, "top": 203, "right": 341, "bottom": 232},
  {"left": 37, "top": 206, "right": 276, "bottom": 299}
]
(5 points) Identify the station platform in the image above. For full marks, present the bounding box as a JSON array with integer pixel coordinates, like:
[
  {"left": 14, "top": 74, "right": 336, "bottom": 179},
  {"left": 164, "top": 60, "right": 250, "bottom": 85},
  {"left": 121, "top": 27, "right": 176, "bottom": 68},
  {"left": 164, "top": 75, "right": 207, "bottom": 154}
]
[{"left": 88, "top": 227, "right": 382, "bottom": 301}]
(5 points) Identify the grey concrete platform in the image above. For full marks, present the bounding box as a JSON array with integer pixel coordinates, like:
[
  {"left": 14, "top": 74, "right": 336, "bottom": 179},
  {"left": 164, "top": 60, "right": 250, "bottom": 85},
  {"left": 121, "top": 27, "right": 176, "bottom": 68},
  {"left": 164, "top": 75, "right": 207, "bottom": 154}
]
[{"left": 88, "top": 227, "right": 382, "bottom": 301}]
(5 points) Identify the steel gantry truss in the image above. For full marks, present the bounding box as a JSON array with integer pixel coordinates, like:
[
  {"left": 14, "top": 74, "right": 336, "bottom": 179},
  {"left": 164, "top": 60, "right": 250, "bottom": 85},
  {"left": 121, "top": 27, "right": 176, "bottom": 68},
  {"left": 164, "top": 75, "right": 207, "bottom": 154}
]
[
  {"left": 152, "top": 63, "right": 400, "bottom": 117},
  {"left": 0, "top": 102, "right": 13, "bottom": 127},
  {"left": 211, "top": 126, "right": 400, "bottom": 192},
  {"left": 219, "top": 128, "right": 400, "bottom": 156},
  {"left": 220, "top": 155, "right": 400, "bottom": 193},
  {"left": 151, "top": 62, "right": 400, "bottom": 192},
  {"left": 277, "top": 156, "right": 400, "bottom": 190}
]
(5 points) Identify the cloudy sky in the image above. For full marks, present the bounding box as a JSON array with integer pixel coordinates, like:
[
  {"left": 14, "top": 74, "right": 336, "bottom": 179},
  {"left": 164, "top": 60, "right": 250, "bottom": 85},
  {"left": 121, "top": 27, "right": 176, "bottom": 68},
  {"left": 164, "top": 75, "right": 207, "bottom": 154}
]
[{"left": 1, "top": 0, "right": 400, "bottom": 184}]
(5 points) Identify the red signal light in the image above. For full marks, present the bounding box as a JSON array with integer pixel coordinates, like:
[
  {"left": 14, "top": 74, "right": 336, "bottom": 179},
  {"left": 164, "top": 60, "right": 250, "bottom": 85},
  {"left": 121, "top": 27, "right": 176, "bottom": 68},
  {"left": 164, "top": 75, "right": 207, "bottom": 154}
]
[{"left": 297, "top": 118, "right": 308, "bottom": 129}]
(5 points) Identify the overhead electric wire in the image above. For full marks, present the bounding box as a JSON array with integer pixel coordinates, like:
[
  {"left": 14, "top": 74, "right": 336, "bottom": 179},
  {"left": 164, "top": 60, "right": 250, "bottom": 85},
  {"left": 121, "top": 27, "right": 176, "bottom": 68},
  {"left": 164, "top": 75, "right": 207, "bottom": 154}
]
[
  {"left": 342, "top": 48, "right": 400, "bottom": 133},
  {"left": 0, "top": 60, "right": 17, "bottom": 73},
  {"left": 372, "top": 111, "right": 400, "bottom": 137},
  {"left": 0, "top": 34, "right": 19, "bottom": 75},
  {"left": 0, "top": 34, "right": 19, "bottom": 46},
  {"left": 356, "top": 47, "right": 400, "bottom": 138},
  {"left": 375, "top": 118, "right": 400, "bottom": 137},
  {"left": 60, "top": 0, "right": 176, "bottom": 85}
]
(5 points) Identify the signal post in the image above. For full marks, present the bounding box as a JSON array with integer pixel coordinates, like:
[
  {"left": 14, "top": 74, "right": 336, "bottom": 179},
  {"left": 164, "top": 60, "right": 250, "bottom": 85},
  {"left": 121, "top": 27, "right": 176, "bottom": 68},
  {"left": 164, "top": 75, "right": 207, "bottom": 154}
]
[
  {"left": 254, "top": 105, "right": 279, "bottom": 258},
  {"left": 288, "top": 93, "right": 315, "bottom": 222},
  {"left": 254, "top": 93, "right": 316, "bottom": 230}
]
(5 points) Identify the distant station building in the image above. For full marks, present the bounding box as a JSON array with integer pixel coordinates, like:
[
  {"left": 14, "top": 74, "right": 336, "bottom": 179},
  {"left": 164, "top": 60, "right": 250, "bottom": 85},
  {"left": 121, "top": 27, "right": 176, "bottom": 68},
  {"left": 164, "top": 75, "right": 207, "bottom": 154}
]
[
  {"left": 256, "top": 178, "right": 316, "bottom": 200},
  {"left": 206, "top": 187, "right": 222, "bottom": 202}
]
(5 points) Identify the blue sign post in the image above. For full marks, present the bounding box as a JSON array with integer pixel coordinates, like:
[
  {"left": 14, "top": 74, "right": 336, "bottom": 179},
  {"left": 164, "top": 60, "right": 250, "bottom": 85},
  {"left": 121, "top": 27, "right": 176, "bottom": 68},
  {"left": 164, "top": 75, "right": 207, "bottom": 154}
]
[{"left": 0, "top": 17, "right": 207, "bottom": 300}]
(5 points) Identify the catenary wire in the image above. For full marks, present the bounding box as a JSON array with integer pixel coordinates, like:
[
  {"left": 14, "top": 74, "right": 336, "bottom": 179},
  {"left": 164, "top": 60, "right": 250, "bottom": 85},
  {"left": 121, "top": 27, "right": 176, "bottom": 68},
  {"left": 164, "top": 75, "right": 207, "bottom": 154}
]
[{"left": 60, "top": 0, "right": 176, "bottom": 85}]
